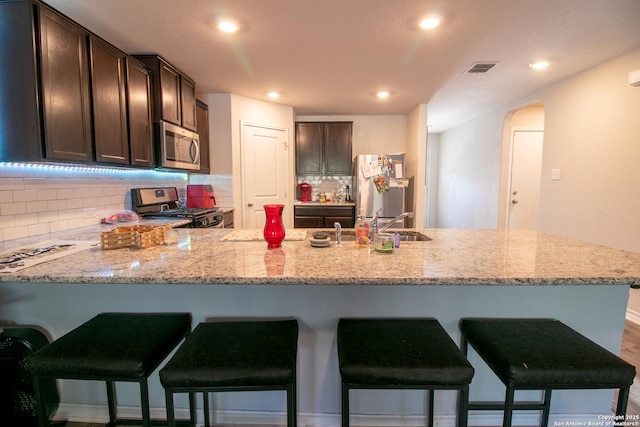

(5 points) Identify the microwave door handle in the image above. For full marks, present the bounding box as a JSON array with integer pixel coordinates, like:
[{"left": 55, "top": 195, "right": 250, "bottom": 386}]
[{"left": 190, "top": 139, "right": 200, "bottom": 164}]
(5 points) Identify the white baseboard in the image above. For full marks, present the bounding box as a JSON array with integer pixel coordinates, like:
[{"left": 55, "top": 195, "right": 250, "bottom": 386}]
[
  {"left": 51, "top": 403, "right": 613, "bottom": 427},
  {"left": 626, "top": 308, "right": 640, "bottom": 325}
]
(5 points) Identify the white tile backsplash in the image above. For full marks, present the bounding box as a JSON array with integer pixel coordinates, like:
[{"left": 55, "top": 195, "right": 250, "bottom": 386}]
[{"left": 0, "top": 164, "right": 233, "bottom": 243}]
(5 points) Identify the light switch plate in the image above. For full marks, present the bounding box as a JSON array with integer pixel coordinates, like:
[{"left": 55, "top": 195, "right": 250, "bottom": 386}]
[{"left": 551, "top": 169, "right": 561, "bottom": 181}]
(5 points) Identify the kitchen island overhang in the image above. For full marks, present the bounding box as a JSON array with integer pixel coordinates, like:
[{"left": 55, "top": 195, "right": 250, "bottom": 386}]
[
  {"left": 1, "top": 228, "right": 638, "bottom": 425},
  {"left": 1, "top": 228, "right": 639, "bottom": 287}
]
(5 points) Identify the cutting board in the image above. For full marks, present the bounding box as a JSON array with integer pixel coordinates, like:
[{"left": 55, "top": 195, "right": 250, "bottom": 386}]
[{"left": 220, "top": 229, "right": 307, "bottom": 242}]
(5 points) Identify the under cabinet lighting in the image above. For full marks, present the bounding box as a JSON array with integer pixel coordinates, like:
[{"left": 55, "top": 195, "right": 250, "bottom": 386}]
[{"left": 0, "top": 162, "right": 188, "bottom": 179}]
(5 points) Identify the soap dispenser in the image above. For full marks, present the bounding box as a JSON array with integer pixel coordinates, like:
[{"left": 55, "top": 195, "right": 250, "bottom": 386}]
[{"left": 354, "top": 210, "right": 370, "bottom": 248}]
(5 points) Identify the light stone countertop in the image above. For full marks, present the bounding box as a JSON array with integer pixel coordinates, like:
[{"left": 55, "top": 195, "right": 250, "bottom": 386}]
[{"left": 1, "top": 226, "right": 640, "bottom": 286}]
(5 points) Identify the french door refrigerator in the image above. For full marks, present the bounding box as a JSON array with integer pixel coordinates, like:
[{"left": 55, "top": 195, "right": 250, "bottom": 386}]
[{"left": 354, "top": 154, "right": 408, "bottom": 229}]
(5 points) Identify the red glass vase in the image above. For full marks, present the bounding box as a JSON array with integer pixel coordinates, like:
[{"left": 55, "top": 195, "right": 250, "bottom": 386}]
[{"left": 263, "top": 204, "right": 285, "bottom": 249}]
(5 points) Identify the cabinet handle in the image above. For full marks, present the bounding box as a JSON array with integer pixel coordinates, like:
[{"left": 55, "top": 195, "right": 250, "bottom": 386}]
[{"left": 248, "top": 203, "right": 254, "bottom": 207}]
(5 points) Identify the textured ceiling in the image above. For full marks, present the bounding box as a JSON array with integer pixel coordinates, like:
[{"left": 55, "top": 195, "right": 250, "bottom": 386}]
[{"left": 44, "top": 0, "right": 640, "bottom": 132}]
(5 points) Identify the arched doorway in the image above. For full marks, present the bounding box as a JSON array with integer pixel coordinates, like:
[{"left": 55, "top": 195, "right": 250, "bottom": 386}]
[{"left": 498, "top": 103, "right": 545, "bottom": 229}]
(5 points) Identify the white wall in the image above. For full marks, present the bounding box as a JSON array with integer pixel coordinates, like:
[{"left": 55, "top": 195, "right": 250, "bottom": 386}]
[
  {"left": 426, "top": 133, "right": 439, "bottom": 227},
  {"left": 229, "top": 94, "right": 296, "bottom": 228},
  {"left": 434, "top": 47, "right": 640, "bottom": 251},
  {"left": 535, "top": 49, "right": 640, "bottom": 252},
  {"left": 295, "top": 115, "right": 407, "bottom": 156},
  {"left": 435, "top": 112, "right": 503, "bottom": 229},
  {"left": 405, "top": 105, "right": 428, "bottom": 228}
]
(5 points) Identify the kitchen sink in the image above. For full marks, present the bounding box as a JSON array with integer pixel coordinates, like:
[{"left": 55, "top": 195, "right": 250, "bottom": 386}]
[{"left": 314, "top": 230, "right": 431, "bottom": 242}]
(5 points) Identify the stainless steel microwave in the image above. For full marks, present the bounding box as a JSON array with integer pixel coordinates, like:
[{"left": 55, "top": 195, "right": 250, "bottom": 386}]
[{"left": 156, "top": 121, "right": 200, "bottom": 171}]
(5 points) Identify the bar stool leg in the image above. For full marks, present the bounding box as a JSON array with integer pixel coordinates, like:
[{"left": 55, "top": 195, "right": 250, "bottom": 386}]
[
  {"left": 165, "top": 390, "right": 176, "bottom": 427},
  {"left": 140, "top": 379, "right": 151, "bottom": 427},
  {"left": 458, "top": 386, "right": 469, "bottom": 427},
  {"left": 203, "top": 391, "right": 210, "bottom": 427},
  {"left": 540, "top": 389, "right": 552, "bottom": 427},
  {"left": 503, "top": 386, "right": 515, "bottom": 427},
  {"left": 287, "top": 383, "right": 297, "bottom": 427},
  {"left": 106, "top": 380, "right": 117, "bottom": 424},
  {"left": 427, "top": 390, "right": 434, "bottom": 427},
  {"left": 617, "top": 386, "right": 631, "bottom": 417},
  {"left": 342, "top": 383, "right": 350, "bottom": 427},
  {"left": 33, "top": 376, "right": 48, "bottom": 427}
]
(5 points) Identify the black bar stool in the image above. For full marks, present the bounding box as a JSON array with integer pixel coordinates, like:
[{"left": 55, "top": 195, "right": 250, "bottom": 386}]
[
  {"left": 460, "top": 318, "right": 636, "bottom": 427},
  {"left": 337, "top": 318, "right": 475, "bottom": 427},
  {"left": 160, "top": 319, "right": 299, "bottom": 427},
  {"left": 27, "top": 312, "right": 192, "bottom": 427}
]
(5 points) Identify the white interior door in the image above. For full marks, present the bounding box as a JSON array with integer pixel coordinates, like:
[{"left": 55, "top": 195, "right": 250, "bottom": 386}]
[
  {"left": 508, "top": 130, "right": 544, "bottom": 229},
  {"left": 241, "top": 123, "right": 289, "bottom": 229}
]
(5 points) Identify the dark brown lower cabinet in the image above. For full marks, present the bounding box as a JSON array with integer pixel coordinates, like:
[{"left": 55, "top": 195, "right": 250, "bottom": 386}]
[{"left": 294, "top": 206, "right": 355, "bottom": 228}]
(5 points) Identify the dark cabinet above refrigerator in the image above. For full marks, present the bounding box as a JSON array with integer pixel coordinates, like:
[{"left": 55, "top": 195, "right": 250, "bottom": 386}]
[{"left": 295, "top": 122, "right": 352, "bottom": 175}]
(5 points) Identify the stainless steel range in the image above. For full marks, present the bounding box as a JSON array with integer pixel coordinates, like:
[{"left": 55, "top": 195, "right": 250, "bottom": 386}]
[{"left": 131, "top": 187, "right": 223, "bottom": 228}]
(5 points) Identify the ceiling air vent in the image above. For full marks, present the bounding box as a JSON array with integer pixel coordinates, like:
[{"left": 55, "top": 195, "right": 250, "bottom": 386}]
[{"left": 465, "top": 62, "right": 498, "bottom": 74}]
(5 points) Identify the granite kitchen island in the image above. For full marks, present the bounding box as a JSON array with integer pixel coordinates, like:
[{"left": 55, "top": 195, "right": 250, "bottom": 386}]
[{"left": 1, "top": 227, "right": 639, "bottom": 425}]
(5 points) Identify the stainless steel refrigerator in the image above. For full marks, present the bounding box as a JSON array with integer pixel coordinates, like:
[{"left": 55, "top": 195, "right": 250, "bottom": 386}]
[{"left": 354, "top": 154, "right": 409, "bottom": 229}]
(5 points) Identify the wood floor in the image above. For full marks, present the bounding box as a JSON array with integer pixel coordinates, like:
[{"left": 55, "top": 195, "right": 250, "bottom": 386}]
[
  {"left": 619, "top": 319, "right": 640, "bottom": 415},
  {"left": 58, "top": 319, "right": 640, "bottom": 426}
]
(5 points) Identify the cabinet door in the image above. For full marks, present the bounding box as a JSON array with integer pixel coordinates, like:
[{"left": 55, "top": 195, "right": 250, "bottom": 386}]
[
  {"left": 181, "top": 76, "right": 197, "bottom": 131},
  {"left": 195, "top": 99, "right": 210, "bottom": 173},
  {"left": 159, "top": 60, "right": 181, "bottom": 126},
  {"left": 294, "top": 216, "right": 323, "bottom": 228},
  {"left": 324, "top": 216, "right": 355, "bottom": 228},
  {"left": 325, "top": 122, "right": 352, "bottom": 175},
  {"left": 296, "top": 122, "right": 323, "bottom": 174},
  {"left": 38, "top": 6, "right": 93, "bottom": 162},
  {"left": 90, "top": 36, "right": 129, "bottom": 165},
  {"left": 126, "top": 58, "right": 154, "bottom": 167}
]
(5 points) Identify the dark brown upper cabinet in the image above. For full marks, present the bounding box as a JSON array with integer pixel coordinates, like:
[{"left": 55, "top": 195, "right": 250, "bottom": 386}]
[
  {"left": 38, "top": 5, "right": 94, "bottom": 162},
  {"left": 134, "top": 55, "right": 198, "bottom": 132},
  {"left": 296, "top": 122, "right": 352, "bottom": 175},
  {"left": 126, "top": 58, "right": 155, "bottom": 167},
  {"left": 89, "top": 35, "right": 129, "bottom": 165},
  {"left": 195, "top": 99, "right": 210, "bottom": 174},
  {"left": 181, "top": 77, "right": 197, "bottom": 131},
  {"left": 0, "top": 1, "right": 156, "bottom": 168}
]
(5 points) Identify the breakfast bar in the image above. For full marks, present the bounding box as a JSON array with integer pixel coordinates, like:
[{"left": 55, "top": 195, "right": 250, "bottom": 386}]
[{"left": 1, "top": 227, "right": 639, "bottom": 425}]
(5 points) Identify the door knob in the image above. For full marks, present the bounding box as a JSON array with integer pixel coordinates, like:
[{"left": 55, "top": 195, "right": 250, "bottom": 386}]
[
  {"left": 248, "top": 203, "right": 254, "bottom": 207},
  {"left": 511, "top": 200, "right": 518, "bottom": 204}
]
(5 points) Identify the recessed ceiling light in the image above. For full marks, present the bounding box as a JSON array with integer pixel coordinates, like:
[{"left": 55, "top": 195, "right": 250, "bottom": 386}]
[
  {"left": 267, "top": 92, "right": 280, "bottom": 99},
  {"left": 377, "top": 91, "right": 390, "bottom": 99},
  {"left": 218, "top": 20, "right": 239, "bottom": 33},
  {"left": 529, "top": 60, "right": 550, "bottom": 70},
  {"left": 419, "top": 15, "right": 442, "bottom": 30}
]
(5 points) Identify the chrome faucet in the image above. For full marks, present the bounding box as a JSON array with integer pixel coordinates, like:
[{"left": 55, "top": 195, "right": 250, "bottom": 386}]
[
  {"left": 369, "top": 208, "right": 383, "bottom": 236},
  {"left": 334, "top": 222, "right": 342, "bottom": 245},
  {"left": 379, "top": 212, "right": 414, "bottom": 233}
]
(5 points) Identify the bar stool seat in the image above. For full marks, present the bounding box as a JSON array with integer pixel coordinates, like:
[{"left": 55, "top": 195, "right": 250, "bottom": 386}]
[
  {"left": 159, "top": 319, "right": 299, "bottom": 427},
  {"left": 337, "top": 318, "right": 474, "bottom": 427},
  {"left": 460, "top": 318, "right": 636, "bottom": 427},
  {"left": 27, "top": 312, "right": 192, "bottom": 427}
]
